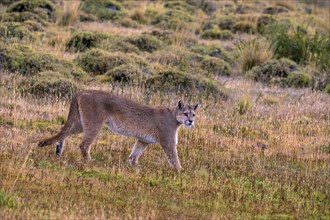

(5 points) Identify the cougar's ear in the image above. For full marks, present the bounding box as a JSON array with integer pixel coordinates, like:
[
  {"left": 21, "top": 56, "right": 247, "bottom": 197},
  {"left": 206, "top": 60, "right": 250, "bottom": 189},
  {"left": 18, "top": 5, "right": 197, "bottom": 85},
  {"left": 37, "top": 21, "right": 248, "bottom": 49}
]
[
  {"left": 178, "top": 100, "right": 184, "bottom": 110},
  {"left": 193, "top": 103, "right": 199, "bottom": 111}
]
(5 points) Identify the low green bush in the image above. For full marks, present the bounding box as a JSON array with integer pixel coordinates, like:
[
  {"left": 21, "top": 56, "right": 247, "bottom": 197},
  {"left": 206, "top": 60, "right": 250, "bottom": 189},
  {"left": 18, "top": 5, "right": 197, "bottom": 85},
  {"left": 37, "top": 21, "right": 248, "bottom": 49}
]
[
  {"left": 190, "top": 43, "right": 232, "bottom": 64},
  {"left": 257, "top": 15, "right": 274, "bottom": 33},
  {"left": 6, "top": 0, "right": 57, "bottom": 23},
  {"left": 285, "top": 71, "right": 313, "bottom": 88},
  {"left": 218, "top": 16, "right": 238, "bottom": 30},
  {"left": 151, "top": 9, "right": 192, "bottom": 30},
  {"left": 201, "top": 29, "right": 234, "bottom": 40},
  {"left": 232, "top": 21, "right": 256, "bottom": 34},
  {"left": 0, "top": 22, "right": 33, "bottom": 40},
  {"left": 75, "top": 48, "right": 152, "bottom": 75},
  {"left": 201, "top": 56, "right": 231, "bottom": 76},
  {"left": 20, "top": 71, "right": 78, "bottom": 98},
  {"left": 65, "top": 32, "right": 108, "bottom": 52},
  {"left": 324, "top": 84, "right": 330, "bottom": 94},
  {"left": 1, "top": 11, "right": 48, "bottom": 26},
  {"left": 80, "top": 0, "right": 122, "bottom": 21},
  {"left": 0, "top": 46, "right": 86, "bottom": 79},
  {"left": 263, "top": 6, "right": 289, "bottom": 15},
  {"left": 145, "top": 70, "right": 228, "bottom": 99},
  {"left": 127, "top": 34, "right": 163, "bottom": 52},
  {"left": 236, "top": 95, "right": 252, "bottom": 115}
]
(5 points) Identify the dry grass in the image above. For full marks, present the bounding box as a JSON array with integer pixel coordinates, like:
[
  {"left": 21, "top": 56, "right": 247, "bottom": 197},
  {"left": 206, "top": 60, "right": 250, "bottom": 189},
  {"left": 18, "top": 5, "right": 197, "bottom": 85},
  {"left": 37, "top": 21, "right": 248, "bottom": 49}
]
[
  {"left": 0, "top": 73, "right": 329, "bottom": 219},
  {"left": 57, "top": 1, "right": 80, "bottom": 27}
]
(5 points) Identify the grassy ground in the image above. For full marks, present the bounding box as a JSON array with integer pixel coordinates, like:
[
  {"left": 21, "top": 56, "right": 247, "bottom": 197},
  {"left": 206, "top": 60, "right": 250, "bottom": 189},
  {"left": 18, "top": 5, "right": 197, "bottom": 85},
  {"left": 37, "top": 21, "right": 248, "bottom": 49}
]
[
  {"left": 0, "top": 0, "right": 329, "bottom": 219},
  {"left": 1, "top": 74, "right": 329, "bottom": 218}
]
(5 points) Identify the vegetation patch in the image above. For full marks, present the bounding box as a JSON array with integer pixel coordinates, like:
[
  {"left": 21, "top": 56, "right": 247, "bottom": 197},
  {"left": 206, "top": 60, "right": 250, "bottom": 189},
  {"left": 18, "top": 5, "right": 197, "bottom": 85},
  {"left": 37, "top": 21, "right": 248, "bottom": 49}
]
[
  {"left": 80, "top": 0, "right": 122, "bottom": 21},
  {"left": 201, "top": 56, "right": 231, "bottom": 76},
  {"left": 0, "top": 46, "right": 86, "bottom": 79},
  {"left": 249, "top": 58, "right": 312, "bottom": 88},
  {"left": 145, "top": 70, "right": 228, "bottom": 99},
  {"left": 151, "top": 9, "right": 192, "bottom": 30},
  {"left": 0, "top": 22, "right": 34, "bottom": 41},
  {"left": 257, "top": 15, "right": 274, "bottom": 33},
  {"left": 218, "top": 16, "right": 238, "bottom": 30},
  {"left": 65, "top": 32, "right": 108, "bottom": 53},
  {"left": 232, "top": 21, "right": 256, "bottom": 34},
  {"left": 5, "top": 0, "right": 57, "bottom": 23},
  {"left": 75, "top": 48, "right": 152, "bottom": 75},
  {"left": 263, "top": 6, "right": 289, "bottom": 14},
  {"left": 20, "top": 71, "right": 78, "bottom": 98},
  {"left": 190, "top": 44, "right": 232, "bottom": 64},
  {"left": 127, "top": 34, "right": 163, "bottom": 52},
  {"left": 201, "top": 29, "right": 234, "bottom": 40}
]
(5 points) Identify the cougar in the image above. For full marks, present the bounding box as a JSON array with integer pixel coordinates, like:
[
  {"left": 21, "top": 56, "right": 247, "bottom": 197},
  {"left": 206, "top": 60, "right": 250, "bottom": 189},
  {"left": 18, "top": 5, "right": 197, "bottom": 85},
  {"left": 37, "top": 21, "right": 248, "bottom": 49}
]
[{"left": 38, "top": 90, "right": 198, "bottom": 171}]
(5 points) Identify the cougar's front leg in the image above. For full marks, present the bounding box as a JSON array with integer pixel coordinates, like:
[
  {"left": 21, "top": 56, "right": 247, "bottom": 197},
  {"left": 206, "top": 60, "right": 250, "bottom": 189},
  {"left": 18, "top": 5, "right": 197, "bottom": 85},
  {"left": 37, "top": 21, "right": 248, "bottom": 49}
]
[
  {"left": 161, "top": 140, "right": 182, "bottom": 172},
  {"left": 128, "top": 140, "right": 148, "bottom": 166}
]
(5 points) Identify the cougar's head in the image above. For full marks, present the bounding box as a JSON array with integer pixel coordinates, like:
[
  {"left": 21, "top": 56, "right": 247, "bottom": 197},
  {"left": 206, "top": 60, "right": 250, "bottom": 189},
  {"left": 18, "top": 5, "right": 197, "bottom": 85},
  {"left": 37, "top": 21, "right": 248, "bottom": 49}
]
[{"left": 176, "top": 100, "right": 199, "bottom": 128}]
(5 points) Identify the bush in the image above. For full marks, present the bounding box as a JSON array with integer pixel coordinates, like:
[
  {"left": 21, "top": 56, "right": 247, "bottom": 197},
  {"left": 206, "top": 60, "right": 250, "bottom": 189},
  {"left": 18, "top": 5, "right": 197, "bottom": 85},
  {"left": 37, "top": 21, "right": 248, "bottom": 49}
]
[
  {"left": 117, "top": 18, "right": 140, "bottom": 28},
  {"left": 232, "top": 21, "right": 256, "bottom": 34},
  {"left": 257, "top": 15, "right": 274, "bottom": 33},
  {"left": 218, "top": 16, "right": 238, "bottom": 30},
  {"left": 266, "top": 21, "right": 330, "bottom": 72},
  {"left": 75, "top": 48, "right": 152, "bottom": 75},
  {"left": 1, "top": 11, "right": 48, "bottom": 26},
  {"left": 21, "top": 71, "right": 78, "bottom": 98},
  {"left": 130, "top": 10, "right": 148, "bottom": 24},
  {"left": 190, "top": 44, "right": 232, "bottom": 63},
  {"left": 65, "top": 32, "right": 108, "bottom": 52},
  {"left": 201, "top": 29, "right": 234, "bottom": 40},
  {"left": 249, "top": 58, "right": 300, "bottom": 84},
  {"left": 235, "top": 39, "right": 274, "bottom": 72},
  {"left": 100, "top": 63, "right": 149, "bottom": 85},
  {"left": 145, "top": 70, "right": 228, "bottom": 99},
  {"left": 236, "top": 95, "right": 252, "bottom": 115},
  {"left": 285, "top": 71, "right": 313, "bottom": 88},
  {"left": 151, "top": 9, "right": 192, "bottom": 30},
  {"left": 0, "top": 46, "right": 86, "bottom": 79},
  {"left": 0, "top": 22, "right": 33, "bottom": 40},
  {"left": 263, "top": 6, "right": 289, "bottom": 15},
  {"left": 6, "top": 0, "right": 57, "bottom": 23},
  {"left": 324, "top": 84, "right": 330, "bottom": 94},
  {"left": 201, "top": 56, "right": 231, "bottom": 76},
  {"left": 80, "top": 0, "right": 122, "bottom": 21},
  {"left": 127, "top": 34, "right": 163, "bottom": 52}
]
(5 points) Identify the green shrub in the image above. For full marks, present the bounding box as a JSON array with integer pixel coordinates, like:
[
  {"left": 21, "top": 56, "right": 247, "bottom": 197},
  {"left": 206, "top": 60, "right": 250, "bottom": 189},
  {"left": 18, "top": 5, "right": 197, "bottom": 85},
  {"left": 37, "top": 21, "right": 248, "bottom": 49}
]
[
  {"left": 249, "top": 58, "right": 299, "bottom": 84},
  {"left": 0, "top": 22, "right": 33, "bottom": 40},
  {"left": 218, "top": 16, "right": 238, "bottom": 30},
  {"left": 100, "top": 63, "right": 149, "bottom": 85},
  {"left": 117, "top": 18, "right": 140, "bottom": 28},
  {"left": 285, "top": 71, "right": 313, "bottom": 88},
  {"left": 149, "top": 30, "right": 173, "bottom": 44},
  {"left": 232, "top": 21, "right": 256, "bottom": 34},
  {"left": 75, "top": 48, "right": 152, "bottom": 75},
  {"left": 130, "top": 10, "right": 148, "bottom": 24},
  {"left": 80, "top": 0, "right": 122, "bottom": 21},
  {"left": 145, "top": 70, "right": 228, "bottom": 99},
  {"left": 1, "top": 11, "right": 48, "bottom": 26},
  {"left": 65, "top": 32, "right": 108, "bottom": 52},
  {"left": 236, "top": 95, "right": 252, "bottom": 115},
  {"left": 257, "top": 15, "right": 274, "bottom": 33},
  {"left": 263, "top": 6, "right": 289, "bottom": 15},
  {"left": 324, "top": 84, "right": 330, "bottom": 94},
  {"left": 20, "top": 71, "right": 78, "bottom": 98},
  {"left": 0, "top": 46, "right": 86, "bottom": 79},
  {"left": 127, "top": 34, "right": 163, "bottom": 52},
  {"left": 164, "top": 1, "right": 195, "bottom": 13},
  {"left": 151, "top": 9, "right": 192, "bottom": 30},
  {"left": 6, "top": 0, "right": 57, "bottom": 23},
  {"left": 265, "top": 21, "right": 330, "bottom": 71},
  {"left": 201, "top": 29, "right": 234, "bottom": 40},
  {"left": 190, "top": 44, "right": 232, "bottom": 64},
  {"left": 201, "top": 56, "right": 231, "bottom": 76}
]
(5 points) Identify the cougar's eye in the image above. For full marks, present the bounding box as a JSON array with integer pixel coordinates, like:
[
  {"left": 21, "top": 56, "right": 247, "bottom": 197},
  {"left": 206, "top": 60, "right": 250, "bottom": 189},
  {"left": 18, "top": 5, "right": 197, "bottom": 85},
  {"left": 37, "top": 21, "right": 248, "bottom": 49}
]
[
  {"left": 184, "top": 113, "right": 188, "bottom": 117},
  {"left": 192, "top": 113, "right": 195, "bottom": 117}
]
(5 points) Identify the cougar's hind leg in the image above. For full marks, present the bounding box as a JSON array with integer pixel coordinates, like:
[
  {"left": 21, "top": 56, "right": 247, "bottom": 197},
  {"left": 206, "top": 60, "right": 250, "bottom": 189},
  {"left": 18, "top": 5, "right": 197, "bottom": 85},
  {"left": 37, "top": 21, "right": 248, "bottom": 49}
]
[
  {"left": 56, "top": 122, "right": 83, "bottom": 156},
  {"left": 128, "top": 141, "right": 148, "bottom": 166},
  {"left": 79, "top": 123, "right": 103, "bottom": 161}
]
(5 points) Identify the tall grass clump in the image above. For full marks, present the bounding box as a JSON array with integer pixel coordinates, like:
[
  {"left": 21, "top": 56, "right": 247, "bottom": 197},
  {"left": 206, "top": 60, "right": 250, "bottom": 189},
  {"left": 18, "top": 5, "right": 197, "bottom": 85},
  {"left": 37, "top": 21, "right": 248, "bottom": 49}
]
[
  {"left": 235, "top": 39, "right": 274, "bottom": 72},
  {"left": 57, "top": 1, "right": 80, "bottom": 27}
]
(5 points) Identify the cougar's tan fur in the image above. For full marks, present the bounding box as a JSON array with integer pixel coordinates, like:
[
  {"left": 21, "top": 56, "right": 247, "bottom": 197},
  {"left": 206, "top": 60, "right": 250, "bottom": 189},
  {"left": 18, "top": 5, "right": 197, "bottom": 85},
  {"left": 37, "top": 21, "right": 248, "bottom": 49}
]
[{"left": 38, "top": 90, "right": 198, "bottom": 171}]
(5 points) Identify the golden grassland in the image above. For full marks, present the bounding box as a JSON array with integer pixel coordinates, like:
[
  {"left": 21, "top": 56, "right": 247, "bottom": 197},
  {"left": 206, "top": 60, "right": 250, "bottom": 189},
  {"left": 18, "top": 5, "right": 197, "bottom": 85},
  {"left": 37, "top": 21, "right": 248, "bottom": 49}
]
[
  {"left": 1, "top": 73, "right": 329, "bottom": 218},
  {"left": 0, "top": 0, "right": 330, "bottom": 218}
]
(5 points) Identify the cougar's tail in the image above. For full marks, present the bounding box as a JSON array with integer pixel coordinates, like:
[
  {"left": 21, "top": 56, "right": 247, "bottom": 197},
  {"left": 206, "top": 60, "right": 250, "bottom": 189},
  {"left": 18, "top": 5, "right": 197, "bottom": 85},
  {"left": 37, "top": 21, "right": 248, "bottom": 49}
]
[{"left": 38, "top": 93, "right": 81, "bottom": 147}]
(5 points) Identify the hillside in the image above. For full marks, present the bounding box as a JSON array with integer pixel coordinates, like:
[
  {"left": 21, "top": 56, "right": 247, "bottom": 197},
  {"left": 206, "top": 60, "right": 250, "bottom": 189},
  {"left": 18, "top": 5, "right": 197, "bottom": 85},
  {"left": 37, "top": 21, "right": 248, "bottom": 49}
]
[{"left": 0, "top": 0, "right": 329, "bottom": 218}]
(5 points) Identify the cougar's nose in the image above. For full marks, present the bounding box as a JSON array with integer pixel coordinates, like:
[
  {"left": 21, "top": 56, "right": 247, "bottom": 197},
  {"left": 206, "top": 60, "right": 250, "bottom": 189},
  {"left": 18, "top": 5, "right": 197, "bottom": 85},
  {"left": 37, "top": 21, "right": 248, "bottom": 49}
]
[{"left": 188, "top": 120, "right": 193, "bottom": 124}]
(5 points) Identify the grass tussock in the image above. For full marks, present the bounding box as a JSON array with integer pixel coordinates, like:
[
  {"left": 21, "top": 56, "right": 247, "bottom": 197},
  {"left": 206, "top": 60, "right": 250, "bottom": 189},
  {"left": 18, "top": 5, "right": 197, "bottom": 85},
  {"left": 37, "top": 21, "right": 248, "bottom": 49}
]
[{"left": 57, "top": 1, "right": 80, "bottom": 27}]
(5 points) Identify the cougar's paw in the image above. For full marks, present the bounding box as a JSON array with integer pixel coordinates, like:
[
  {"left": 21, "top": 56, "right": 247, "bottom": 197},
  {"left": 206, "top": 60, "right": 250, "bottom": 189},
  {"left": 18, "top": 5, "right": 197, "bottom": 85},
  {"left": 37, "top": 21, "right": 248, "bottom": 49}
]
[
  {"left": 56, "top": 145, "right": 62, "bottom": 156},
  {"left": 38, "top": 141, "right": 47, "bottom": 147}
]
